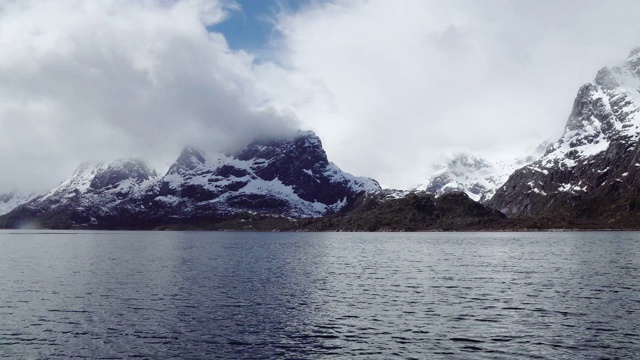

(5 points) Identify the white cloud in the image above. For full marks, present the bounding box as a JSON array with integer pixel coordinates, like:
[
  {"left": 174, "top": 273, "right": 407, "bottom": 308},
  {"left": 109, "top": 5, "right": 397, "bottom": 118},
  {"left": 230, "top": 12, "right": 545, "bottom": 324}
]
[
  {"left": 3, "top": 0, "right": 640, "bottom": 193},
  {"left": 0, "top": 0, "right": 297, "bottom": 191},
  {"left": 269, "top": 0, "right": 640, "bottom": 189}
]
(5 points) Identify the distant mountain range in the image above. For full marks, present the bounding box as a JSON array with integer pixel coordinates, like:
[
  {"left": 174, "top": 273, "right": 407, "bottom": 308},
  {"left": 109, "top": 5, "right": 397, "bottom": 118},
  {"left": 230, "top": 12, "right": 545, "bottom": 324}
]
[
  {"left": 3, "top": 48, "right": 640, "bottom": 230},
  {"left": 1, "top": 131, "right": 380, "bottom": 229},
  {"left": 415, "top": 142, "right": 550, "bottom": 203},
  {"left": 409, "top": 47, "right": 640, "bottom": 227}
]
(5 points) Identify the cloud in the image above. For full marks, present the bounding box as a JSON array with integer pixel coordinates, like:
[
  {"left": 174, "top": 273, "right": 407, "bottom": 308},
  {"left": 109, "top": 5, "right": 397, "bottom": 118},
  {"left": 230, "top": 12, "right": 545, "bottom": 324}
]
[
  {"left": 4, "top": 0, "right": 640, "bottom": 193},
  {"left": 0, "top": 0, "right": 297, "bottom": 191},
  {"left": 269, "top": 0, "right": 640, "bottom": 189}
]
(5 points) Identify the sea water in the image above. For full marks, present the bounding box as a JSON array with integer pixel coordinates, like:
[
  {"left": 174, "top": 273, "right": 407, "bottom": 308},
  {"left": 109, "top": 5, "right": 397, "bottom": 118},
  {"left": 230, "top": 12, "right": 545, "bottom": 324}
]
[{"left": 1, "top": 231, "right": 638, "bottom": 359}]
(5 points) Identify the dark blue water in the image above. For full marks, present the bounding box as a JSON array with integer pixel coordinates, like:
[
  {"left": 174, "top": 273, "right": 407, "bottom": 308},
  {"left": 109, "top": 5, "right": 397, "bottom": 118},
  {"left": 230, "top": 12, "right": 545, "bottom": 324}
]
[{"left": 1, "top": 231, "right": 639, "bottom": 359}]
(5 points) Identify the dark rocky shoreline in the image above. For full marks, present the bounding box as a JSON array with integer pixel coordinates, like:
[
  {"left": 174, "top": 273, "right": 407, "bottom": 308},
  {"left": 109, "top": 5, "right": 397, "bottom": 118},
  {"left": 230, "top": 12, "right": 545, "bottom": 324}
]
[{"left": 5, "top": 190, "right": 638, "bottom": 232}]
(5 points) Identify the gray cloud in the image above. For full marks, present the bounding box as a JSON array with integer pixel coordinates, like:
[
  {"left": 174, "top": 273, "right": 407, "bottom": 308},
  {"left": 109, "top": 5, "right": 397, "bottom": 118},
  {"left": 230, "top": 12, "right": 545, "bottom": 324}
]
[
  {"left": 0, "top": 0, "right": 297, "bottom": 191},
  {"left": 270, "top": 0, "right": 640, "bottom": 189}
]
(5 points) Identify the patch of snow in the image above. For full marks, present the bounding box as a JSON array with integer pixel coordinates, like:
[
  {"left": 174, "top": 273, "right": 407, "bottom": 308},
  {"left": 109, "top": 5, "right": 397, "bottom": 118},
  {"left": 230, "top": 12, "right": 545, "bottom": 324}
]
[
  {"left": 416, "top": 147, "right": 546, "bottom": 203},
  {"left": 557, "top": 183, "right": 587, "bottom": 193},
  {"left": 324, "top": 162, "right": 381, "bottom": 192},
  {"left": 531, "top": 187, "right": 547, "bottom": 196},
  {"left": 155, "top": 195, "right": 182, "bottom": 205},
  {"left": 0, "top": 191, "right": 36, "bottom": 215}
]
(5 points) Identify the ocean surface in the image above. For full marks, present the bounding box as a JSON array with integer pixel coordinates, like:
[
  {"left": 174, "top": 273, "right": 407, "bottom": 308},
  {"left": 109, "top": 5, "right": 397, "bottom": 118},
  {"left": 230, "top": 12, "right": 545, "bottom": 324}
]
[{"left": 0, "top": 231, "right": 639, "bottom": 359}]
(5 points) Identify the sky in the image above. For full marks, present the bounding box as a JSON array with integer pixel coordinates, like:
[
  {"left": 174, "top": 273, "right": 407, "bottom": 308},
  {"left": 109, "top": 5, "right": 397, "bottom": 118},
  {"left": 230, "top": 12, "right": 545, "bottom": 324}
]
[{"left": 2, "top": 0, "right": 640, "bottom": 192}]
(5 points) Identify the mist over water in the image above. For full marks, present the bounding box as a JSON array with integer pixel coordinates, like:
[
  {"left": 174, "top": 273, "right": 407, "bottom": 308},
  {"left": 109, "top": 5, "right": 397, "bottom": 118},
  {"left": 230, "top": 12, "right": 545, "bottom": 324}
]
[{"left": 1, "top": 231, "right": 639, "bottom": 358}]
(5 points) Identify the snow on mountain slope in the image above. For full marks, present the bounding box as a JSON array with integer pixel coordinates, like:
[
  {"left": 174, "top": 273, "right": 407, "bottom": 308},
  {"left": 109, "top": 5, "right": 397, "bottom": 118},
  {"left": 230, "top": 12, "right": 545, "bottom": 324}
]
[
  {"left": 0, "top": 191, "right": 35, "bottom": 216},
  {"left": 27, "top": 159, "right": 159, "bottom": 216},
  {"left": 489, "top": 47, "right": 640, "bottom": 217},
  {"left": 5, "top": 130, "right": 380, "bottom": 228},
  {"left": 416, "top": 143, "right": 549, "bottom": 203},
  {"left": 155, "top": 130, "right": 381, "bottom": 218},
  {"left": 532, "top": 48, "right": 640, "bottom": 173}
]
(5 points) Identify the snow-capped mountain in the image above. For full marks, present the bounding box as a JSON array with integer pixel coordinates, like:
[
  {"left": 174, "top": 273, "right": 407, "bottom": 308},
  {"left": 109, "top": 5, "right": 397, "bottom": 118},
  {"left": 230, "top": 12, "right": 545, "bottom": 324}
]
[
  {"left": 0, "top": 190, "right": 36, "bottom": 216},
  {"left": 153, "top": 130, "right": 380, "bottom": 218},
  {"left": 36, "top": 159, "right": 159, "bottom": 206},
  {"left": 8, "top": 159, "right": 160, "bottom": 226},
  {"left": 416, "top": 143, "right": 550, "bottom": 203},
  {"left": 3, "top": 131, "right": 380, "bottom": 228},
  {"left": 489, "top": 47, "right": 640, "bottom": 220}
]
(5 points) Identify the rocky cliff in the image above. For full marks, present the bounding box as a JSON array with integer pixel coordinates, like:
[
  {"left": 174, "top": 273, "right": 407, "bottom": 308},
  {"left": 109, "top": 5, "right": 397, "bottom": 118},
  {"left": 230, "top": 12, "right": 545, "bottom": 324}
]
[{"left": 488, "top": 48, "right": 640, "bottom": 225}]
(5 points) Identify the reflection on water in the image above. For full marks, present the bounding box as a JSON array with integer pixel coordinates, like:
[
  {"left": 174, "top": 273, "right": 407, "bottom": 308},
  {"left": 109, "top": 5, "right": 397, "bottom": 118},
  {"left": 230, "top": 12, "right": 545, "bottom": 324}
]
[{"left": 0, "top": 231, "right": 639, "bottom": 358}]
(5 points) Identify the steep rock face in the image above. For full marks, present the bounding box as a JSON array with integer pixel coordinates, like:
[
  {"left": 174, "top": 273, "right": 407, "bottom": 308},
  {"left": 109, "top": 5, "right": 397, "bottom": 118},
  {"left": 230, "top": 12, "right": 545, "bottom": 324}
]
[
  {"left": 153, "top": 130, "right": 381, "bottom": 219},
  {"left": 417, "top": 144, "right": 549, "bottom": 203},
  {"left": 238, "top": 131, "right": 377, "bottom": 205},
  {"left": 489, "top": 48, "right": 640, "bottom": 222}
]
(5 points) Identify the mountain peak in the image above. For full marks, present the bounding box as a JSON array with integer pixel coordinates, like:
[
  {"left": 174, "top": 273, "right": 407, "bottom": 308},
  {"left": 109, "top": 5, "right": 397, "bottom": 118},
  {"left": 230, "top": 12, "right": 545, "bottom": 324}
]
[
  {"left": 294, "top": 129, "right": 321, "bottom": 142},
  {"left": 1, "top": 129, "right": 381, "bottom": 227},
  {"left": 447, "top": 154, "right": 492, "bottom": 173},
  {"left": 167, "top": 146, "right": 207, "bottom": 175},
  {"left": 626, "top": 46, "right": 640, "bottom": 76},
  {"left": 180, "top": 146, "right": 206, "bottom": 162},
  {"left": 594, "top": 67, "right": 620, "bottom": 89},
  {"left": 627, "top": 46, "right": 640, "bottom": 61},
  {"left": 489, "top": 47, "right": 640, "bottom": 218},
  {"left": 0, "top": 190, "right": 35, "bottom": 216},
  {"left": 237, "top": 129, "right": 328, "bottom": 165},
  {"left": 89, "top": 159, "right": 158, "bottom": 191},
  {"left": 156, "top": 128, "right": 378, "bottom": 218},
  {"left": 417, "top": 143, "right": 548, "bottom": 204}
]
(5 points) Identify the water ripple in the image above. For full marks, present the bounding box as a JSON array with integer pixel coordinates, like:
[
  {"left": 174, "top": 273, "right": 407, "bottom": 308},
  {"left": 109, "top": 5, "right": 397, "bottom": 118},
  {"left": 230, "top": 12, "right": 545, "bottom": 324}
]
[{"left": 0, "top": 230, "right": 639, "bottom": 358}]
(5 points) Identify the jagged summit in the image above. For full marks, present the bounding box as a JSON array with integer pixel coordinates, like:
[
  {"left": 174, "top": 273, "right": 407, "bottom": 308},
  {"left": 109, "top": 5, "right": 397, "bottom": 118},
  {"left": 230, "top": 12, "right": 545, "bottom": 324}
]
[
  {"left": 417, "top": 154, "right": 494, "bottom": 202},
  {"left": 169, "top": 147, "right": 207, "bottom": 173},
  {"left": 29, "top": 159, "right": 158, "bottom": 214},
  {"left": 39, "top": 159, "right": 158, "bottom": 201},
  {"left": 417, "top": 144, "right": 549, "bottom": 203},
  {"left": 534, "top": 49, "right": 640, "bottom": 172},
  {"left": 625, "top": 47, "right": 640, "bottom": 72},
  {"left": 237, "top": 130, "right": 326, "bottom": 166},
  {"left": 157, "top": 129, "right": 380, "bottom": 218},
  {"left": 489, "top": 47, "right": 640, "bottom": 220},
  {"left": 1, "top": 130, "right": 380, "bottom": 228},
  {"left": 90, "top": 159, "right": 158, "bottom": 191}
]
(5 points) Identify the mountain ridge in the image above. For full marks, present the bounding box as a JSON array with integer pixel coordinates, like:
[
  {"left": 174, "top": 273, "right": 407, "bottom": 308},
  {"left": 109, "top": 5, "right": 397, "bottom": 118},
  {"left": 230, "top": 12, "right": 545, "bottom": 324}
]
[
  {"left": 416, "top": 142, "right": 550, "bottom": 203},
  {"left": 488, "top": 48, "right": 640, "bottom": 223},
  {"left": 1, "top": 131, "right": 381, "bottom": 229},
  {"left": 5, "top": 49, "right": 640, "bottom": 230}
]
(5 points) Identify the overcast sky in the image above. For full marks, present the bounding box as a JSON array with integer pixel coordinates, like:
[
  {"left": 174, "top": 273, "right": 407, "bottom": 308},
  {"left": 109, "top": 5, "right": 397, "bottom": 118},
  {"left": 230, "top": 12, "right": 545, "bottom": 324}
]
[{"left": 2, "top": 0, "right": 640, "bottom": 192}]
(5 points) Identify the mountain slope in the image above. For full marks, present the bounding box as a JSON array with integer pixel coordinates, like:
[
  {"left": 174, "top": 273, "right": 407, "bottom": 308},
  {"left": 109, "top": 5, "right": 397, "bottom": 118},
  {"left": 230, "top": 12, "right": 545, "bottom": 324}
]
[
  {"left": 489, "top": 47, "right": 640, "bottom": 223},
  {"left": 3, "top": 159, "right": 159, "bottom": 228},
  {"left": 2, "top": 131, "right": 380, "bottom": 229},
  {"left": 291, "top": 191, "right": 507, "bottom": 231},
  {"left": 152, "top": 130, "right": 380, "bottom": 219},
  {"left": 0, "top": 191, "right": 35, "bottom": 216},
  {"left": 416, "top": 143, "right": 549, "bottom": 203}
]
